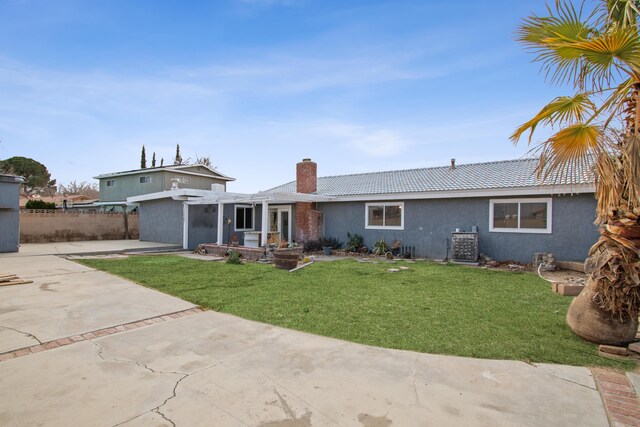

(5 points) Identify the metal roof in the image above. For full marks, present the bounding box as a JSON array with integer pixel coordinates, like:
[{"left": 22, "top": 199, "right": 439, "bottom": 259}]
[{"left": 265, "top": 158, "right": 595, "bottom": 197}]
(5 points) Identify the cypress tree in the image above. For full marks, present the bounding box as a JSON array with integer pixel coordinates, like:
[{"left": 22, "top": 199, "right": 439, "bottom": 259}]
[
  {"left": 151, "top": 152, "right": 156, "bottom": 168},
  {"left": 174, "top": 144, "right": 182, "bottom": 165},
  {"left": 140, "top": 145, "right": 147, "bottom": 169}
]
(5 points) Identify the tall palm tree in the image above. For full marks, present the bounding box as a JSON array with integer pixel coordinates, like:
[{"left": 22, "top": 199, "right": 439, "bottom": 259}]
[{"left": 513, "top": 0, "right": 640, "bottom": 344}]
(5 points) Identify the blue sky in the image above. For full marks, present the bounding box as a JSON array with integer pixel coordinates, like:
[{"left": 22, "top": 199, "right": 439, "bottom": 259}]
[{"left": 0, "top": 0, "right": 574, "bottom": 193}]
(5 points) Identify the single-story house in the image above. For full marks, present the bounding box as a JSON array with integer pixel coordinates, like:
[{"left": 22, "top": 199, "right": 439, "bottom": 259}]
[
  {"left": 0, "top": 174, "right": 24, "bottom": 253},
  {"left": 127, "top": 158, "right": 598, "bottom": 263}
]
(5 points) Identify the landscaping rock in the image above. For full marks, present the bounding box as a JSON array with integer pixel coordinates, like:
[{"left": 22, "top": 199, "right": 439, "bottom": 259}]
[
  {"left": 598, "top": 350, "right": 629, "bottom": 360},
  {"left": 387, "top": 268, "right": 400, "bottom": 273},
  {"left": 628, "top": 342, "right": 640, "bottom": 355},
  {"left": 557, "top": 283, "right": 584, "bottom": 297},
  {"left": 399, "top": 266, "right": 409, "bottom": 270},
  {"left": 599, "top": 345, "right": 628, "bottom": 356}
]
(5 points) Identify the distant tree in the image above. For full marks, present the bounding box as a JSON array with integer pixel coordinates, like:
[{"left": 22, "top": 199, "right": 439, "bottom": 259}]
[
  {"left": 151, "top": 152, "right": 156, "bottom": 168},
  {"left": 58, "top": 180, "right": 99, "bottom": 199},
  {"left": 160, "top": 158, "right": 164, "bottom": 167},
  {"left": 174, "top": 144, "right": 183, "bottom": 165},
  {"left": 194, "top": 155, "right": 212, "bottom": 168},
  {"left": 0, "top": 156, "right": 56, "bottom": 195},
  {"left": 140, "top": 145, "right": 147, "bottom": 169}
]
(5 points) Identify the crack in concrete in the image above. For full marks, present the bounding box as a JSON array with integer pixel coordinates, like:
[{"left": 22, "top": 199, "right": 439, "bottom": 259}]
[
  {"left": 260, "top": 372, "right": 345, "bottom": 427},
  {"left": 150, "top": 374, "right": 189, "bottom": 427},
  {"left": 548, "top": 372, "right": 597, "bottom": 391},
  {"left": 92, "top": 340, "right": 241, "bottom": 427},
  {"left": 0, "top": 325, "right": 43, "bottom": 344},
  {"left": 409, "top": 355, "right": 420, "bottom": 407},
  {"left": 531, "top": 363, "right": 598, "bottom": 391},
  {"left": 90, "top": 341, "right": 186, "bottom": 427},
  {"left": 152, "top": 407, "right": 177, "bottom": 427}
]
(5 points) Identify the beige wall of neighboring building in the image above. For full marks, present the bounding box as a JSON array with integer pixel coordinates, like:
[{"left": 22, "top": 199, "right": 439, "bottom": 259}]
[{"left": 20, "top": 211, "right": 139, "bottom": 243}]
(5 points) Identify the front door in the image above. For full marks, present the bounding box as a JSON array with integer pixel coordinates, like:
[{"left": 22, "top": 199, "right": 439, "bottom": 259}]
[{"left": 269, "top": 206, "right": 292, "bottom": 244}]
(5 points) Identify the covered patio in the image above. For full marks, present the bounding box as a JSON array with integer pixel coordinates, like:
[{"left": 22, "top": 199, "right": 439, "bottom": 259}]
[{"left": 181, "top": 190, "right": 334, "bottom": 249}]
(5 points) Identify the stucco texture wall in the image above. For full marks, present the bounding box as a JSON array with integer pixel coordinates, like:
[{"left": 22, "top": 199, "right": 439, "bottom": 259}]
[
  {"left": 188, "top": 204, "right": 218, "bottom": 250},
  {"left": 139, "top": 199, "right": 183, "bottom": 244},
  {"left": 0, "top": 180, "right": 21, "bottom": 252},
  {"left": 318, "top": 194, "right": 598, "bottom": 263}
]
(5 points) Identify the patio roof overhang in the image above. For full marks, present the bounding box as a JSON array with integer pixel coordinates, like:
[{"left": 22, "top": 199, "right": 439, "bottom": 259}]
[{"left": 184, "top": 191, "right": 336, "bottom": 205}]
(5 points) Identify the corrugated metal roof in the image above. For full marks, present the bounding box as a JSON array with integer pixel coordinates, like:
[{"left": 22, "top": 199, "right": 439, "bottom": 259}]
[{"left": 265, "top": 158, "right": 594, "bottom": 197}]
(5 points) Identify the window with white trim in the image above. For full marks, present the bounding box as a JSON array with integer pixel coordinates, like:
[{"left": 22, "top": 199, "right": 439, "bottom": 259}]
[
  {"left": 365, "top": 202, "right": 404, "bottom": 230},
  {"left": 106, "top": 179, "right": 115, "bottom": 187},
  {"left": 139, "top": 176, "right": 151, "bottom": 184},
  {"left": 489, "top": 198, "right": 552, "bottom": 234},
  {"left": 235, "top": 205, "right": 254, "bottom": 231},
  {"left": 174, "top": 176, "right": 191, "bottom": 184}
]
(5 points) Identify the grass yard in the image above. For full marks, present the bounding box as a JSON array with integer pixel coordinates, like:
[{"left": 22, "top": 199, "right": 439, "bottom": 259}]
[{"left": 79, "top": 255, "right": 635, "bottom": 369}]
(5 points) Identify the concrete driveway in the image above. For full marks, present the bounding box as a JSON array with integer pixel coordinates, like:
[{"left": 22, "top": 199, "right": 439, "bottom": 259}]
[{"left": 0, "top": 242, "right": 617, "bottom": 426}]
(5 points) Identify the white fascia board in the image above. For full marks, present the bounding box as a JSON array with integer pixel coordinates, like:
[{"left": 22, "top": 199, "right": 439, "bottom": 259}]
[
  {"left": 323, "top": 184, "right": 595, "bottom": 202},
  {"left": 127, "top": 189, "right": 217, "bottom": 204},
  {"left": 171, "top": 165, "right": 236, "bottom": 181},
  {"left": 94, "top": 201, "right": 128, "bottom": 206},
  {"left": 163, "top": 170, "right": 235, "bottom": 181},
  {"left": 94, "top": 168, "right": 235, "bottom": 181}
]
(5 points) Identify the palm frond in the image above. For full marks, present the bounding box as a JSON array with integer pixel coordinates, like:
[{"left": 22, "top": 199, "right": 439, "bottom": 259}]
[
  {"left": 603, "top": 0, "right": 640, "bottom": 27},
  {"left": 511, "top": 94, "right": 596, "bottom": 144},
  {"left": 533, "top": 123, "right": 608, "bottom": 187},
  {"left": 571, "top": 26, "right": 640, "bottom": 86},
  {"left": 516, "top": 2, "right": 596, "bottom": 86}
]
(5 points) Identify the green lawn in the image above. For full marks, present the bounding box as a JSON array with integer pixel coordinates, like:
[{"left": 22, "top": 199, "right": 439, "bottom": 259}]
[{"left": 79, "top": 256, "right": 635, "bottom": 369}]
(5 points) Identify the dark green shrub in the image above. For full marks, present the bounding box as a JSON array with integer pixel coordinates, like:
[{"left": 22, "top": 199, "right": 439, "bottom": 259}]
[
  {"left": 303, "top": 239, "right": 323, "bottom": 252},
  {"left": 345, "top": 232, "right": 364, "bottom": 252},
  {"left": 320, "top": 236, "right": 343, "bottom": 249},
  {"left": 372, "top": 239, "right": 388, "bottom": 255},
  {"left": 25, "top": 199, "right": 56, "bottom": 209},
  {"left": 226, "top": 250, "right": 242, "bottom": 265}
]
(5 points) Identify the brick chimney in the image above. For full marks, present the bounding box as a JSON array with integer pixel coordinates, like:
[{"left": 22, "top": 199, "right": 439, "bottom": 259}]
[
  {"left": 296, "top": 158, "right": 317, "bottom": 194},
  {"left": 295, "top": 158, "right": 321, "bottom": 243}
]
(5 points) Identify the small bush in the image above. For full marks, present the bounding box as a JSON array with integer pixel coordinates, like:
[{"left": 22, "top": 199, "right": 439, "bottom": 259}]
[
  {"left": 321, "top": 236, "right": 343, "bottom": 249},
  {"left": 226, "top": 250, "right": 242, "bottom": 265},
  {"left": 372, "top": 239, "right": 388, "bottom": 255},
  {"left": 303, "top": 239, "right": 323, "bottom": 252},
  {"left": 25, "top": 199, "right": 56, "bottom": 209},
  {"left": 345, "top": 232, "right": 364, "bottom": 252}
]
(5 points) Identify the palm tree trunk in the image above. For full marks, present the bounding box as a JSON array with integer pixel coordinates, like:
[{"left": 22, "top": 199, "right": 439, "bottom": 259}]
[{"left": 566, "top": 84, "right": 640, "bottom": 345}]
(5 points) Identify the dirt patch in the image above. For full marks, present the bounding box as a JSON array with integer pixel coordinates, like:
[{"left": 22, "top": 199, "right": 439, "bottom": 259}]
[{"left": 358, "top": 413, "right": 393, "bottom": 426}]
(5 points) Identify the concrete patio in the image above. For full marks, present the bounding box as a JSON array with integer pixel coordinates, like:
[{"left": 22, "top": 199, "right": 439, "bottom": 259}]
[{"left": 0, "top": 241, "right": 623, "bottom": 426}]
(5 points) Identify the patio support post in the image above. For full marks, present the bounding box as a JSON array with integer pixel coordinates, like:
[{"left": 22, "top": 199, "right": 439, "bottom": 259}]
[
  {"left": 261, "top": 200, "right": 269, "bottom": 246},
  {"left": 216, "top": 202, "right": 224, "bottom": 245},
  {"left": 182, "top": 202, "right": 189, "bottom": 250}
]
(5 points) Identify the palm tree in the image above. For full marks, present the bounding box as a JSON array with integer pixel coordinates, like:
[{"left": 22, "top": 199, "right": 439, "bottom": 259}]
[{"left": 513, "top": 0, "right": 640, "bottom": 344}]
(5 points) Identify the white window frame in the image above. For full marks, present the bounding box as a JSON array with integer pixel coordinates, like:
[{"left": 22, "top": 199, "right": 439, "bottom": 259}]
[
  {"left": 174, "top": 176, "right": 191, "bottom": 184},
  {"left": 139, "top": 176, "right": 152, "bottom": 184},
  {"left": 365, "top": 202, "right": 404, "bottom": 230},
  {"left": 106, "top": 179, "right": 115, "bottom": 187},
  {"left": 234, "top": 205, "right": 255, "bottom": 231},
  {"left": 489, "top": 198, "right": 552, "bottom": 234}
]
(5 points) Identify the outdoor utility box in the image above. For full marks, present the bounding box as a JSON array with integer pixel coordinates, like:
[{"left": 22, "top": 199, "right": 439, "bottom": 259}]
[
  {"left": 451, "top": 232, "right": 479, "bottom": 263},
  {"left": 0, "top": 174, "right": 23, "bottom": 253}
]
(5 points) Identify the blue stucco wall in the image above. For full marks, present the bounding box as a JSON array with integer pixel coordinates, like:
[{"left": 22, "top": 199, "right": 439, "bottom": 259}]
[
  {"left": 138, "top": 198, "right": 183, "bottom": 244},
  {"left": 318, "top": 194, "right": 598, "bottom": 263},
  {"left": 188, "top": 204, "right": 218, "bottom": 250},
  {"left": 0, "top": 178, "right": 21, "bottom": 252}
]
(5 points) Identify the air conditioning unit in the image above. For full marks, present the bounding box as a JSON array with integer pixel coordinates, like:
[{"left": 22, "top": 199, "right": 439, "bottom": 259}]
[{"left": 451, "top": 231, "right": 479, "bottom": 263}]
